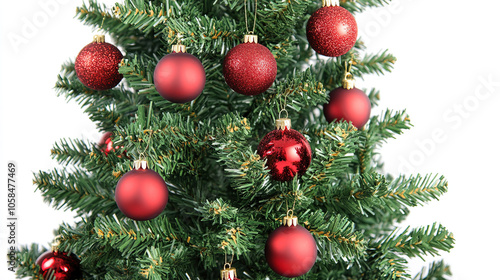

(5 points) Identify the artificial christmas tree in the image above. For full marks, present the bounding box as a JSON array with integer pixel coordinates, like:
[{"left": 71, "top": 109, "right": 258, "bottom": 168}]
[{"left": 15, "top": 0, "right": 454, "bottom": 279}]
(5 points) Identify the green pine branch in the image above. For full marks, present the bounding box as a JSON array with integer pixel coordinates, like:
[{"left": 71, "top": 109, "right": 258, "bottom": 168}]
[
  {"left": 358, "top": 109, "right": 411, "bottom": 173},
  {"left": 376, "top": 223, "right": 454, "bottom": 260},
  {"left": 365, "top": 250, "right": 410, "bottom": 280},
  {"left": 305, "top": 212, "right": 367, "bottom": 262},
  {"left": 34, "top": 168, "right": 117, "bottom": 216},
  {"left": 55, "top": 61, "right": 146, "bottom": 131},
  {"left": 248, "top": 67, "right": 328, "bottom": 132},
  {"left": 55, "top": 219, "right": 139, "bottom": 279},
  {"left": 314, "top": 173, "right": 448, "bottom": 227},
  {"left": 366, "top": 109, "right": 412, "bottom": 145},
  {"left": 51, "top": 138, "right": 93, "bottom": 167},
  {"left": 355, "top": 50, "right": 397, "bottom": 76},
  {"left": 211, "top": 114, "right": 268, "bottom": 200},
  {"left": 413, "top": 260, "right": 452, "bottom": 280},
  {"left": 15, "top": 244, "right": 47, "bottom": 280},
  {"left": 382, "top": 174, "right": 449, "bottom": 208},
  {"left": 305, "top": 121, "right": 361, "bottom": 186},
  {"left": 311, "top": 50, "right": 395, "bottom": 92}
]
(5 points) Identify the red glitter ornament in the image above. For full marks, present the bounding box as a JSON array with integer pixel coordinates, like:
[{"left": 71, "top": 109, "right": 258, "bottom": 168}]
[
  {"left": 154, "top": 44, "right": 206, "bottom": 103},
  {"left": 36, "top": 250, "right": 81, "bottom": 280},
  {"left": 306, "top": 2, "right": 357, "bottom": 57},
  {"left": 265, "top": 214, "right": 317, "bottom": 278},
  {"left": 75, "top": 35, "right": 123, "bottom": 90},
  {"left": 324, "top": 70, "right": 371, "bottom": 129},
  {"left": 223, "top": 35, "right": 277, "bottom": 96},
  {"left": 257, "top": 118, "right": 311, "bottom": 182},
  {"left": 115, "top": 160, "right": 169, "bottom": 221}
]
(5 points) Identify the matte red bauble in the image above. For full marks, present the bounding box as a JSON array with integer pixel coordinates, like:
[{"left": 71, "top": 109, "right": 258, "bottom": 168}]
[
  {"left": 223, "top": 35, "right": 277, "bottom": 96},
  {"left": 75, "top": 35, "right": 123, "bottom": 91},
  {"left": 115, "top": 160, "right": 169, "bottom": 221},
  {"left": 257, "top": 118, "right": 311, "bottom": 182},
  {"left": 324, "top": 87, "right": 371, "bottom": 128},
  {"left": 323, "top": 73, "right": 371, "bottom": 129},
  {"left": 154, "top": 44, "right": 205, "bottom": 103},
  {"left": 36, "top": 251, "right": 82, "bottom": 280},
  {"left": 306, "top": 4, "right": 357, "bottom": 57},
  {"left": 265, "top": 215, "right": 317, "bottom": 278}
]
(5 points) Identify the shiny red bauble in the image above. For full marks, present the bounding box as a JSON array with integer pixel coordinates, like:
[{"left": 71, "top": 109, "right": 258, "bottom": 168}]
[
  {"left": 154, "top": 51, "right": 206, "bottom": 103},
  {"left": 306, "top": 5, "right": 357, "bottom": 57},
  {"left": 257, "top": 125, "right": 312, "bottom": 182},
  {"left": 98, "top": 132, "right": 119, "bottom": 156},
  {"left": 115, "top": 164, "right": 169, "bottom": 221},
  {"left": 36, "top": 251, "right": 82, "bottom": 280},
  {"left": 223, "top": 41, "right": 277, "bottom": 96},
  {"left": 265, "top": 225, "right": 317, "bottom": 278},
  {"left": 75, "top": 37, "right": 123, "bottom": 91},
  {"left": 324, "top": 87, "right": 371, "bottom": 129}
]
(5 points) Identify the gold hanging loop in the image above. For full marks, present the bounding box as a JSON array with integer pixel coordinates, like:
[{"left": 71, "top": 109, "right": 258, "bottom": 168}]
[
  {"left": 342, "top": 56, "right": 356, "bottom": 89},
  {"left": 244, "top": 0, "right": 258, "bottom": 34}
]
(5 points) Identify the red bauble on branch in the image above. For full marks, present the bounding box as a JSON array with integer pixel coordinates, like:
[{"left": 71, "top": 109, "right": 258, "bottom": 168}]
[
  {"left": 75, "top": 35, "right": 123, "bottom": 91},
  {"left": 306, "top": 1, "right": 357, "bottom": 57},
  {"left": 154, "top": 44, "right": 206, "bottom": 103},
  {"left": 265, "top": 214, "right": 317, "bottom": 278},
  {"left": 257, "top": 118, "right": 312, "bottom": 181},
  {"left": 323, "top": 70, "right": 371, "bottom": 129},
  {"left": 36, "top": 250, "right": 82, "bottom": 280},
  {"left": 115, "top": 160, "right": 169, "bottom": 221},
  {"left": 223, "top": 35, "right": 277, "bottom": 96}
]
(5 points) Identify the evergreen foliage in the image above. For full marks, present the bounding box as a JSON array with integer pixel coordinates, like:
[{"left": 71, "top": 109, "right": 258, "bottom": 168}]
[{"left": 17, "top": 0, "right": 453, "bottom": 279}]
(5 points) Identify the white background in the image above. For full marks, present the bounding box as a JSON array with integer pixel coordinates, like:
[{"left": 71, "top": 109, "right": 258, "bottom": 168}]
[{"left": 1, "top": 0, "right": 499, "bottom": 279}]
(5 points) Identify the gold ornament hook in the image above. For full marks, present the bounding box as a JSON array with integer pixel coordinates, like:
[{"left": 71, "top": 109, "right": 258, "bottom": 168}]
[
  {"left": 51, "top": 235, "right": 62, "bottom": 252},
  {"left": 244, "top": 0, "right": 258, "bottom": 35},
  {"left": 171, "top": 32, "right": 186, "bottom": 53},
  {"left": 342, "top": 58, "right": 356, "bottom": 89}
]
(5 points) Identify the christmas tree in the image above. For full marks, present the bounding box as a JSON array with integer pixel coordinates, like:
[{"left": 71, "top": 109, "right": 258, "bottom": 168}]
[{"left": 15, "top": 0, "right": 454, "bottom": 279}]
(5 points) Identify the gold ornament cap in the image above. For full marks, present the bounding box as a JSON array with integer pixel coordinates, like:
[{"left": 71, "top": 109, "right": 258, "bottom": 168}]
[
  {"left": 322, "top": 0, "right": 340, "bottom": 7},
  {"left": 275, "top": 118, "right": 291, "bottom": 130},
  {"left": 133, "top": 160, "right": 148, "bottom": 170},
  {"left": 283, "top": 211, "right": 298, "bottom": 227},
  {"left": 51, "top": 235, "right": 62, "bottom": 252},
  {"left": 342, "top": 72, "right": 356, "bottom": 90},
  {"left": 221, "top": 266, "right": 237, "bottom": 280},
  {"left": 171, "top": 44, "right": 187, "bottom": 53},
  {"left": 244, "top": 34, "right": 258, "bottom": 43},
  {"left": 93, "top": 34, "right": 106, "bottom": 43}
]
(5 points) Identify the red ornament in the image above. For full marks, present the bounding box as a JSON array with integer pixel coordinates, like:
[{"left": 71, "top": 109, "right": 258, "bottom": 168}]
[
  {"left": 257, "top": 118, "right": 311, "bottom": 182},
  {"left": 223, "top": 35, "right": 277, "bottom": 96},
  {"left": 265, "top": 215, "right": 317, "bottom": 278},
  {"left": 115, "top": 160, "right": 169, "bottom": 221},
  {"left": 98, "top": 132, "right": 119, "bottom": 156},
  {"left": 36, "top": 251, "right": 81, "bottom": 280},
  {"left": 75, "top": 35, "right": 123, "bottom": 90},
  {"left": 323, "top": 73, "right": 371, "bottom": 129},
  {"left": 306, "top": 4, "right": 357, "bottom": 57},
  {"left": 154, "top": 44, "right": 206, "bottom": 103}
]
